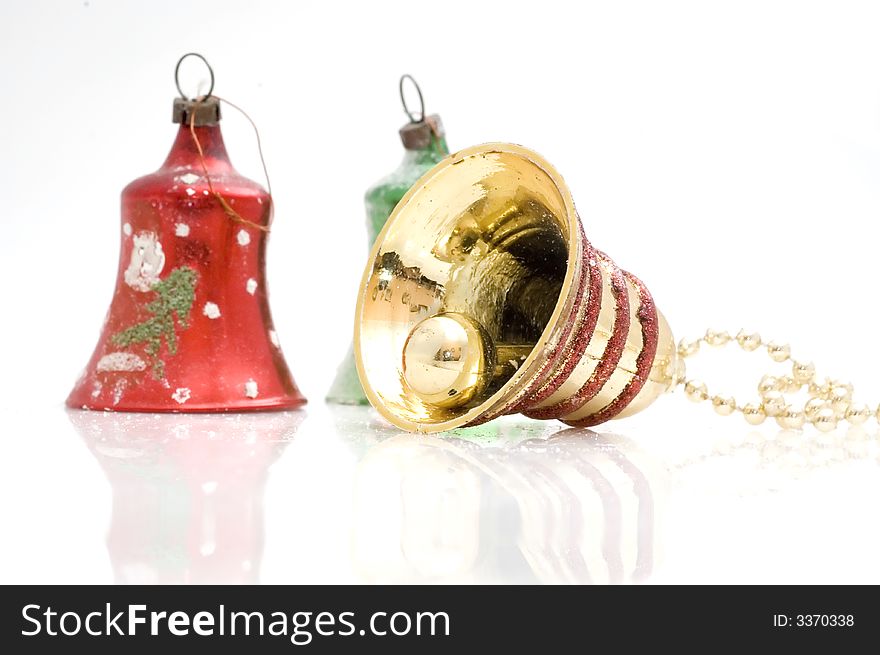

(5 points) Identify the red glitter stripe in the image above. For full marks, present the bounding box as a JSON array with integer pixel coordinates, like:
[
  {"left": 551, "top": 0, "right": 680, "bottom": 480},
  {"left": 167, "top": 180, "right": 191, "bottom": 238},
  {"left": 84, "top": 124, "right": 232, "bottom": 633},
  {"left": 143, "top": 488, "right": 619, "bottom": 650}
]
[
  {"left": 468, "top": 225, "right": 591, "bottom": 426},
  {"left": 503, "top": 225, "right": 591, "bottom": 415},
  {"left": 565, "top": 270, "right": 659, "bottom": 428},
  {"left": 520, "top": 236, "right": 602, "bottom": 409},
  {"left": 524, "top": 251, "right": 630, "bottom": 420}
]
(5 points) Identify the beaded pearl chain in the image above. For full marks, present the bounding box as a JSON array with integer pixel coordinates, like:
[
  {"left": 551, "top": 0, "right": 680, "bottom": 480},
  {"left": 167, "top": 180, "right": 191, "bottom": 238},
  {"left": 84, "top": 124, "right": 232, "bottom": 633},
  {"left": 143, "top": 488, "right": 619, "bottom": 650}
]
[{"left": 677, "top": 329, "right": 873, "bottom": 432}]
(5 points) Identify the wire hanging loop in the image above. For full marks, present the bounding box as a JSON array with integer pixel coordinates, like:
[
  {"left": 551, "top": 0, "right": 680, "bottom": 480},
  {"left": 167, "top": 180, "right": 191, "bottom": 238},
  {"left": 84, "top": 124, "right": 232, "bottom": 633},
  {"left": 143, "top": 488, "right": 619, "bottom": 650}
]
[
  {"left": 399, "top": 74, "right": 425, "bottom": 123},
  {"left": 175, "top": 52, "right": 215, "bottom": 100}
]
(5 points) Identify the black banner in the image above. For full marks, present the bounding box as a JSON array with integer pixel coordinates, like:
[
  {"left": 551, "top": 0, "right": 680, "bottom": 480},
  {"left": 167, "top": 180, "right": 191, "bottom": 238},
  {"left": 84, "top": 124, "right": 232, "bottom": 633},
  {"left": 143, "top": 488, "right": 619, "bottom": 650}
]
[{"left": 0, "top": 585, "right": 872, "bottom": 652}]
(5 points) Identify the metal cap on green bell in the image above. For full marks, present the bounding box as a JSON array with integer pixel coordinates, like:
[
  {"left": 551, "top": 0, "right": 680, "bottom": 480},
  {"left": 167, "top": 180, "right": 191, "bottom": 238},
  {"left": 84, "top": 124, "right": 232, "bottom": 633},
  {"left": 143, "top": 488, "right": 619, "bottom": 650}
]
[{"left": 399, "top": 114, "right": 444, "bottom": 150}]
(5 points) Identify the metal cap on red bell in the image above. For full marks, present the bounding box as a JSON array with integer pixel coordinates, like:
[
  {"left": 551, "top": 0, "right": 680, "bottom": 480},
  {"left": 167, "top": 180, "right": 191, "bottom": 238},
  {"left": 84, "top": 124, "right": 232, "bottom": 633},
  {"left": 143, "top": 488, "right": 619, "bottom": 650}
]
[
  {"left": 354, "top": 143, "right": 679, "bottom": 433},
  {"left": 173, "top": 96, "right": 221, "bottom": 126},
  {"left": 172, "top": 53, "right": 222, "bottom": 126},
  {"left": 67, "top": 53, "right": 306, "bottom": 412}
]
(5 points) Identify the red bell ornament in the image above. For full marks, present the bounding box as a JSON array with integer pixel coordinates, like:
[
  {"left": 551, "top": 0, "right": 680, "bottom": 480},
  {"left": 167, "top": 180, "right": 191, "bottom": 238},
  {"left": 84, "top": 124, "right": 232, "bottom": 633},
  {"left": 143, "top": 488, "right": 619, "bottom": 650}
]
[{"left": 67, "top": 54, "right": 306, "bottom": 412}]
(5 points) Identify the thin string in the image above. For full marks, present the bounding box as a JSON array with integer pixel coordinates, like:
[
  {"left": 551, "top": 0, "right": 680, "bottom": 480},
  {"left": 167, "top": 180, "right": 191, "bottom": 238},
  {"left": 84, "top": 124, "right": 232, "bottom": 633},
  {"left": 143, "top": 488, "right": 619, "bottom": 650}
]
[
  {"left": 188, "top": 96, "right": 271, "bottom": 233},
  {"left": 214, "top": 95, "right": 272, "bottom": 197}
]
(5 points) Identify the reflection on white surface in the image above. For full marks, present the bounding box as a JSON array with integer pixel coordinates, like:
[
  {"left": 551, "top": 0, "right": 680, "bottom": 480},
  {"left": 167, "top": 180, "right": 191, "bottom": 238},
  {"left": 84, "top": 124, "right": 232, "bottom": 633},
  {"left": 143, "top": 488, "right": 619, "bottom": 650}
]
[
  {"left": 2, "top": 404, "right": 878, "bottom": 584},
  {"left": 68, "top": 411, "right": 303, "bottom": 584},
  {"left": 350, "top": 426, "right": 666, "bottom": 584},
  {"left": 62, "top": 407, "right": 666, "bottom": 585}
]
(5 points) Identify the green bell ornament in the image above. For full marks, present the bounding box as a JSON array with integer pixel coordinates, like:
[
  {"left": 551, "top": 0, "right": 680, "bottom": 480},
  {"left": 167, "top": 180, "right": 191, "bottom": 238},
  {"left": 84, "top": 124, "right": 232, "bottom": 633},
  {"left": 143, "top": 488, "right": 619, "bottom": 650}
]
[{"left": 326, "top": 75, "right": 451, "bottom": 405}]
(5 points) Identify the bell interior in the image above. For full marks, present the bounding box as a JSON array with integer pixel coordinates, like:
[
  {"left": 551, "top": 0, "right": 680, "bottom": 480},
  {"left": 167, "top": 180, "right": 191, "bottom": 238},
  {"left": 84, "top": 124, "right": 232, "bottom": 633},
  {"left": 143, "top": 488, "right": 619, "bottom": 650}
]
[{"left": 356, "top": 146, "right": 576, "bottom": 428}]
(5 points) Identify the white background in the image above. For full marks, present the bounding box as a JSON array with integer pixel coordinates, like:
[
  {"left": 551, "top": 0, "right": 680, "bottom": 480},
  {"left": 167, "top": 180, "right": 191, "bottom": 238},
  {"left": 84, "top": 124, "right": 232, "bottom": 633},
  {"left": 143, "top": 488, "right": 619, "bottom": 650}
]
[{"left": 1, "top": 0, "right": 880, "bottom": 584}]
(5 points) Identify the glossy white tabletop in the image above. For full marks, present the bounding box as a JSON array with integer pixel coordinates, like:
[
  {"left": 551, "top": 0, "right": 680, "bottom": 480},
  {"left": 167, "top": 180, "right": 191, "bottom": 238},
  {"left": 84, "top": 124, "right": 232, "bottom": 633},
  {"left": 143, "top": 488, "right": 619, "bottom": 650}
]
[{"left": 2, "top": 400, "right": 877, "bottom": 585}]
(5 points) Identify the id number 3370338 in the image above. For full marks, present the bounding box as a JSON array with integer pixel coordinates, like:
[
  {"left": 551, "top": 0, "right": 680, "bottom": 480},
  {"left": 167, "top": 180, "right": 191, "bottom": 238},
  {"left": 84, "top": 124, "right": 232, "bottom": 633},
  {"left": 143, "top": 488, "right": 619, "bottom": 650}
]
[{"left": 773, "top": 615, "right": 854, "bottom": 628}]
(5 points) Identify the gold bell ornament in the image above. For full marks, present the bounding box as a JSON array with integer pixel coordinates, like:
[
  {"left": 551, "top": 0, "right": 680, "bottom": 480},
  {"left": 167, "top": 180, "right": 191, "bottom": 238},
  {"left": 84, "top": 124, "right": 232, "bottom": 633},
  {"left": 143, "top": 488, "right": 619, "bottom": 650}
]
[
  {"left": 354, "top": 144, "right": 676, "bottom": 433},
  {"left": 354, "top": 143, "right": 869, "bottom": 435}
]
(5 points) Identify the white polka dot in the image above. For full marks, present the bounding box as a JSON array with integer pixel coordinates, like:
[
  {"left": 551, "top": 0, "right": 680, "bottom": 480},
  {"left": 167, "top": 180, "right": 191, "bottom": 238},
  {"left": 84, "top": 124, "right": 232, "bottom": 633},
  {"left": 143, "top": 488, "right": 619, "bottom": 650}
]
[
  {"left": 203, "top": 302, "right": 221, "bottom": 319},
  {"left": 175, "top": 223, "right": 190, "bottom": 237},
  {"left": 246, "top": 278, "right": 258, "bottom": 295},
  {"left": 244, "top": 379, "right": 258, "bottom": 399},
  {"left": 123, "top": 223, "right": 132, "bottom": 236},
  {"left": 172, "top": 387, "right": 191, "bottom": 404},
  {"left": 179, "top": 173, "right": 199, "bottom": 185},
  {"left": 185, "top": 188, "right": 196, "bottom": 196},
  {"left": 269, "top": 330, "right": 280, "bottom": 348},
  {"left": 237, "top": 229, "right": 251, "bottom": 246}
]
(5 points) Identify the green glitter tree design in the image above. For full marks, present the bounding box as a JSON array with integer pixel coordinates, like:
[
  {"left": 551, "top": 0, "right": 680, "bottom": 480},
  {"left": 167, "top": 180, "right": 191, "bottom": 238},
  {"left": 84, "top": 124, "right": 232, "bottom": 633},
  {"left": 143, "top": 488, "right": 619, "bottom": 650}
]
[{"left": 111, "top": 266, "right": 197, "bottom": 379}]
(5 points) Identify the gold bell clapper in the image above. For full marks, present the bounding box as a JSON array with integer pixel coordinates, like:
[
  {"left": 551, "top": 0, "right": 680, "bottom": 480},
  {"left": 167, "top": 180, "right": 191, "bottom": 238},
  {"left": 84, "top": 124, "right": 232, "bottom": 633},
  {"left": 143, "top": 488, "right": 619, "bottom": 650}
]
[{"left": 354, "top": 143, "right": 678, "bottom": 434}]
